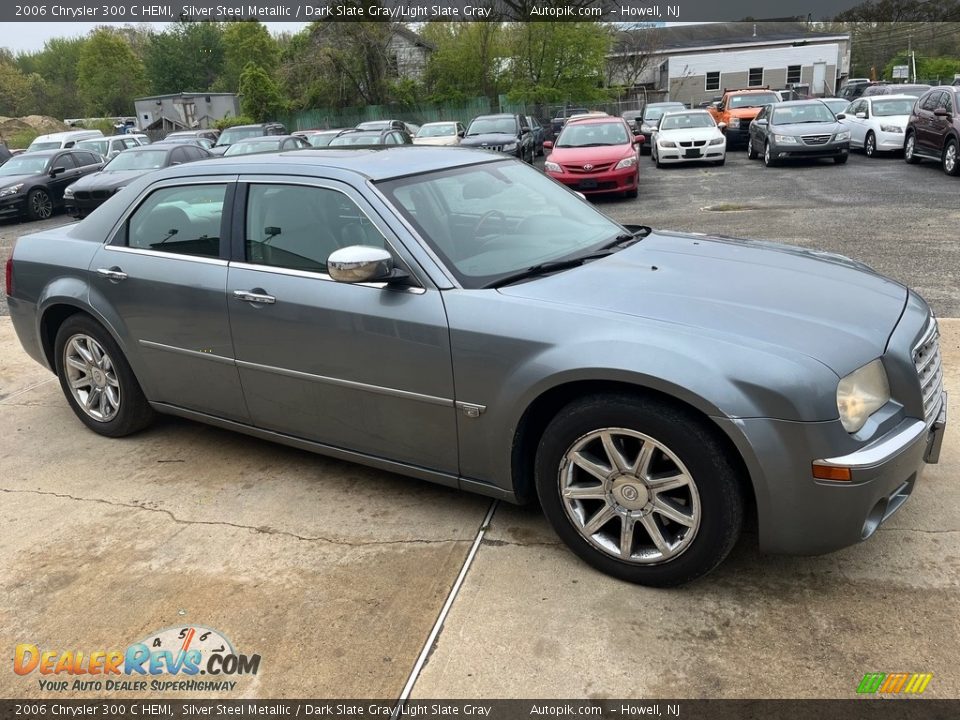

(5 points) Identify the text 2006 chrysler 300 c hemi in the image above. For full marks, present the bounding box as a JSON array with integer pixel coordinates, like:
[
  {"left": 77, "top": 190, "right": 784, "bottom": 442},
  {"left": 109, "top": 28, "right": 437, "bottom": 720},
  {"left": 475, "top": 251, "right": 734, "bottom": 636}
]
[{"left": 5, "top": 148, "right": 948, "bottom": 586}]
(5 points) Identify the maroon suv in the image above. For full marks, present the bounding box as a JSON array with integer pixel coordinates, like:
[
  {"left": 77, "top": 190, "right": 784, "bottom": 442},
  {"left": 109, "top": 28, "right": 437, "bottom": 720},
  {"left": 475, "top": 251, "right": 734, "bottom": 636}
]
[{"left": 904, "top": 86, "right": 960, "bottom": 176}]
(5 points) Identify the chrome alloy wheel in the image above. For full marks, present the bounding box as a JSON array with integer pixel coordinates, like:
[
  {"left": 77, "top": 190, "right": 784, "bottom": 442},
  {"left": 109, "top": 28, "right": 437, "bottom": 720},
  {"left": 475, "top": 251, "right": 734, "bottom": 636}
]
[
  {"left": 31, "top": 190, "right": 53, "bottom": 219},
  {"left": 945, "top": 143, "right": 957, "bottom": 174},
  {"left": 559, "top": 428, "right": 701, "bottom": 564},
  {"left": 63, "top": 333, "right": 121, "bottom": 422}
]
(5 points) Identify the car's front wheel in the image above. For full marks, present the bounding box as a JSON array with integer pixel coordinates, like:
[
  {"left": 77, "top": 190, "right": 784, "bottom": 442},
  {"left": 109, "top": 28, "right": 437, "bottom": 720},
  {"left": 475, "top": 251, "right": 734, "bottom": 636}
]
[
  {"left": 834, "top": 154, "right": 849, "bottom": 164},
  {"left": 904, "top": 133, "right": 919, "bottom": 163},
  {"left": 864, "top": 132, "right": 877, "bottom": 157},
  {"left": 943, "top": 139, "right": 959, "bottom": 176},
  {"left": 747, "top": 139, "right": 758, "bottom": 159},
  {"left": 535, "top": 394, "right": 745, "bottom": 587},
  {"left": 54, "top": 314, "right": 154, "bottom": 437},
  {"left": 26, "top": 189, "right": 53, "bottom": 221},
  {"left": 763, "top": 141, "right": 777, "bottom": 167}
]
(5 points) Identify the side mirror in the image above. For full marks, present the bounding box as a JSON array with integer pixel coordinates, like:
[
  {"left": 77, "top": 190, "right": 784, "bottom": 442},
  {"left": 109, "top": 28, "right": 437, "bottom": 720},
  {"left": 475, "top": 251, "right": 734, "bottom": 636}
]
[
  {"left": 855, "top": 112, "right": 866, "bottom": 119},
  {"left": 458, "top": 131, "right": 465, "bottom": 138},
  {"left": 836, "top": 113, "right": 847, "bottom": 120},
  {"left": 717, "top": 122, "right": 727, "bottom": 130},
  {"left": 755, "top": 119, "right": 768, "bottom": 126},
  {"left": 328, "top": 246, "right": 394, "bottom": 284},
  {"left": 543, "top": 140, "right": 554, "bottom": 150},
  {"left": 49, "top": 166, "right": 66, "bottom": 176},
  {"left": 634, "top": 134, "right": 645, "bottom": 145},
  {"left": 934, "top": 108, "right": 949, "bottom": 117}
]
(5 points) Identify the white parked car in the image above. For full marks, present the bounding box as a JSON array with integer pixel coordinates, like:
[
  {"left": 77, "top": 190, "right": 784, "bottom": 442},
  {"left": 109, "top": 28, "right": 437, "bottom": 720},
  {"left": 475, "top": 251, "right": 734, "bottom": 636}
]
[
  {"left": 840, "top": 95, "right": 917, "bottom": 157},
  {"left": 651, "top": 110, "right": 727, "bottom": 167},
  {"left": 413, "top": 122, "right": 465, "bottom": 146}
]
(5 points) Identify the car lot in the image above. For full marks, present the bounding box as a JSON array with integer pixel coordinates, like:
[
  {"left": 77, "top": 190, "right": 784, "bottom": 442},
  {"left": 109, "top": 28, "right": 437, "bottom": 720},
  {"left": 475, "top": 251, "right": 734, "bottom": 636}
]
[{"left": 1, "top": 148, "right": 957, "bottom": 699}]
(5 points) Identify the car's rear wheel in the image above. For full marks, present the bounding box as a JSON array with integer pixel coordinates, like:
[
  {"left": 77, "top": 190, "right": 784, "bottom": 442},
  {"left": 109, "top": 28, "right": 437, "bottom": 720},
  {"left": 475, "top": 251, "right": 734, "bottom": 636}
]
[
  {"left": 763, "top": 141, "right": 777, "bottom": 167},
  {"left": 943, "top": 139, "right": 959, "bottom": 176},
  {"left": 26, "top": 189, "right": 53, "bottom": 221},
  {"left": 904, "top": 133, "right": 920, "bottom": 163},
  {"left": 864, "top": 132, "right": 877, "bottom": 157},
  {"left": 54, "top": 314, "right": 154, "bottom": 437},
  {"left": 535, "top": 394, "right": 745, "bottom": 587}
]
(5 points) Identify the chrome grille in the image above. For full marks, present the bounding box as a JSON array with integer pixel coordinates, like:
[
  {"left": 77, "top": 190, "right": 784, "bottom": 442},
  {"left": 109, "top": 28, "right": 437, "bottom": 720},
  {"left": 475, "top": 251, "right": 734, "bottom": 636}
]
[
  {"left": 679, "top": 140, "right": 707, "bottom": 148},
  {"left": 913, "top": 317, "right": 944, "bottom": 424},
  {"left": 801, "top": 134, "right": 831, "bottom": 145},
  {"left": 565, "top": 163, "right": 613, "bottom": 174}
]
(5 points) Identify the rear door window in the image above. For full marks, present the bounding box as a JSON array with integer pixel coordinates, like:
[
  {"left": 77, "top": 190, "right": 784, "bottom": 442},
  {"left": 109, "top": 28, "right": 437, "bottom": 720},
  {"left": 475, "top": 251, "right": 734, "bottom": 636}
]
[{"left": 126, "top": 184, "right": 227, "bottom": 258}]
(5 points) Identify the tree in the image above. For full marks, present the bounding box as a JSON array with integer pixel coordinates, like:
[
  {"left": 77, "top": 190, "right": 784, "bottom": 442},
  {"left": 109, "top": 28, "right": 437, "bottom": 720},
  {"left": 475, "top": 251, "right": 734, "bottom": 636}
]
[
  {"left": 421, "top": 21, "right": 507, "bottom": 104},
  {"left": 77, "top": 28, "right": 147, "bottom": 116},
  {"left": 218, "top": 21, "right": 279, "bottom": 92},
  {"left": 16, "top": 36, "right": 87, "bottom": 118},
  {"left": 308, "top": 19, "right": 398, "bottom": 106},
  {"left": 239, "top": 62, "right": 283, "bottom": 121},
  {"left": 0, "top": 51, "right": 47, "bottom": 117},
  {"left": 145, "top": 21, "right": 225, "bottom": 93}
]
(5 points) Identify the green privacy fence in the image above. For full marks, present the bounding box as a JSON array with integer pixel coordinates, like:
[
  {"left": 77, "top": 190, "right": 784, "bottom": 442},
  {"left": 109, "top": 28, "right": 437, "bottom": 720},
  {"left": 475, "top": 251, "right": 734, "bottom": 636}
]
[{"left": 280, "top": 97, "right": 493, "bottom": 131}]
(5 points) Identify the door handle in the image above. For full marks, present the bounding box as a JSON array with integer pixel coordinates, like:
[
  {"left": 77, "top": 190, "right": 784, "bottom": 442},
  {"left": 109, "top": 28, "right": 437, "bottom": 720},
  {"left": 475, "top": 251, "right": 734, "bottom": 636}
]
[
  {"left": 233, "top": 290, "right": 276, "bottom": 305},
  {"left": 96, "top": 267, "right": 127, "bottom": 281}
]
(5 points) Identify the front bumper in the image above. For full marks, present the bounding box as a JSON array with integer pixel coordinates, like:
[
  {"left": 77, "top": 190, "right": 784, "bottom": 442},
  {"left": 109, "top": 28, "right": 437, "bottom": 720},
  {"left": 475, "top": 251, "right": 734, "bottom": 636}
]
[
  {"left": 716, "top": 389, "right": 947, "bottom": 556},
  {"left": 874, "top": 129, "right": 906, "bottom": 151},
  {"left": 771, "top": 140, "right": 850, "bottom": 160},
  {"left": 0, "top": 194, "right": 26, "bottom": 219},
  {"left": 547, "top": 166, "right": 638, "bottom": 194},
  {"left": 64, "top": 195, "right": 106, "bottom": 218},
  {"left": 656, "top": 143, "right": 726, "bottom": 163}
]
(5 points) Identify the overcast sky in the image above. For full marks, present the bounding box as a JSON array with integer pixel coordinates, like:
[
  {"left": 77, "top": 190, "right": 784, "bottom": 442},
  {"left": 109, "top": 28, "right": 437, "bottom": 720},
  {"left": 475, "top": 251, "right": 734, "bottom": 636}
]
[{"left": 4, "top": 22, "right": 310, "bottom": 54}]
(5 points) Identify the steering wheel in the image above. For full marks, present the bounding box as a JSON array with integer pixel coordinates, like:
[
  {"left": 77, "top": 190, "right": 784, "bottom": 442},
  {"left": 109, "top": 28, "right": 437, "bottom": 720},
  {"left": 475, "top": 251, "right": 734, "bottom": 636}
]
[{"left": 474, "top": 209, "right": 506, "bottom": 239}]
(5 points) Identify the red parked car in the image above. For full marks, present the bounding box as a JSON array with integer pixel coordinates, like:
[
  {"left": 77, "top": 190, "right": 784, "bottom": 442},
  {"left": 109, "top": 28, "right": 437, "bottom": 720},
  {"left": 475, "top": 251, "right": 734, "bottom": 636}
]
[{"left": 543, "top": 116, "right": 644, "bottom": 198}]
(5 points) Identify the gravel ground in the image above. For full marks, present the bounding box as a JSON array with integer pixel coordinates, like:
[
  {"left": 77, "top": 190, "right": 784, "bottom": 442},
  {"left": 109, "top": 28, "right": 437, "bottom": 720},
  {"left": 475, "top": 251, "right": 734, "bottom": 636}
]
[{"left": 2, "top": 148, "right": 957, "bottom": 316}]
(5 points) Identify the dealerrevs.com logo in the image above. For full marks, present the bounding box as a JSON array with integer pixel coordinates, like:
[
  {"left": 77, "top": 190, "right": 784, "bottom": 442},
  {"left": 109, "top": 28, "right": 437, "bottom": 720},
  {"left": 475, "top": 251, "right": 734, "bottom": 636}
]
[
  {"left": 857, "top": 672, "right": 933, "bottom": 695},
  {"left": 13, "top": 626, "right": 261, "bottom": 693}
]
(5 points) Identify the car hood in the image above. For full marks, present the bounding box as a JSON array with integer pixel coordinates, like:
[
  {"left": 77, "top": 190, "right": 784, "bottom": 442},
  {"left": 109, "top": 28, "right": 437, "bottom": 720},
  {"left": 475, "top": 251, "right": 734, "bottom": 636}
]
[
  {"left": 70, "top": 169, "right": 147, "bottom": 191},
  {"left": 497, "top": 231, "right": 907, "bottom": 376},
  {"left": 461, "top": 133, "right": 519, "bottom": 147},
  {"left": 656, "top": 127, "right": 722, "bottom": 141},
  {"left": 413, "top": 137, "right": 460, "bottom": 146},
  {"left": 0, "top": 172, "right": 41, "bottom": 188},
  {"left": 547, "top": 144, "right": 634, "bottom": 164},
  {"left": 867, "top": 113, "right": 911, "bottom": 126},
  {"left": 728, "top": 107, "right": 765, "bottom": 118},
  {"left": 772, "top": 121, "right": 842, "bottom": 136}
]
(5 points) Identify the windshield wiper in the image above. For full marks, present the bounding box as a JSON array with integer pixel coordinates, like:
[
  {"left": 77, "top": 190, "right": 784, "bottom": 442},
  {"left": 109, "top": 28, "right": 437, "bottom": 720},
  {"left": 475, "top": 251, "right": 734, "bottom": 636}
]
[{"left": 486, "top": 251, "right": 615, "bottom": 289}]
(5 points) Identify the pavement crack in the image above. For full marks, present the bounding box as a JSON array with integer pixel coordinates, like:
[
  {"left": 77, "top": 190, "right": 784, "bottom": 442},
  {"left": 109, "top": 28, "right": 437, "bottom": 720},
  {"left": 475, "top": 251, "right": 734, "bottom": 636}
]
[
  {"left": 482, "top": 537, "right": 561, "bottom": 547},
  {"left": 879, "top": 526, "right": 959, "bottom": 535},
  {"left": 0, "top": 487, "right": 461, "bottom": 546}
]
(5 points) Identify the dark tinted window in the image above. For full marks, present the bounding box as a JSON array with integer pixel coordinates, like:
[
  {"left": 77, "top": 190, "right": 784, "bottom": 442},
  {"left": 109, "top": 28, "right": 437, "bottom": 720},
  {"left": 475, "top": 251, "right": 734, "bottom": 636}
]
[
  {"left": 705, "top": 72, "right": 720, "bottom": 91},
  {"left": 787, "top": 65, "right": 801, "bottom": 85},
  {"left": 55, "top": 154, "right": 78, "bottom": 169},
  {"left": 937, "top": 92, "right": 953, "bottom": 113},
  {"left": 921, "top": 92, "right": 940, "bottom": 111},
  {"left": 244, "top": 184, "right": 386, "bottom": 273},
  {"left": 77, "top": 151, "right": 101, "bottom": 166},
  {"left": 749, "top": 68, "right": 764, "bottom": 86},
  {"left": 127, "top": 184, "right": 226, "bottom": 258}
]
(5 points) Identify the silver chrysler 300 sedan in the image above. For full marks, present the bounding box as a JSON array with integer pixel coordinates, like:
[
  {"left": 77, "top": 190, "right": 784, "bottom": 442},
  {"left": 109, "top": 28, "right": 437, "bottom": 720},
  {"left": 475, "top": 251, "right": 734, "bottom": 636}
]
[{"left": 5, "top": 148, "right": 947, "bottom": 586}]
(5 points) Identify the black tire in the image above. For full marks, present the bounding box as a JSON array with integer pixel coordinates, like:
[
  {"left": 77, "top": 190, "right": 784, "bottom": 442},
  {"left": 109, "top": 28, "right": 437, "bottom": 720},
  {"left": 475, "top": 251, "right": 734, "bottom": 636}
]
[
  {"left": 904, "top": 133, "right": 920, "bottom": 164},
  {"left": 534, "top": 394, "right": 745, "bottom": 587},
  {"left": 654, "top": 149, "right": 663, "bottom": 169},
  {"left": 26, "top": 188, "right": 53, "bottom": 221},
  {"left": 834, "top": 154, "right": 849, "bottom": 164},
  {"left": 864, "top": 132, "right": 876, "bottom": 157},
  {"left": 54, "top": 314, "right": 154, "bottom": 438},
  {"left": 943, "top": 139, "right": 959, "bottom": 176},
  {"left": 747, "top": 139, "right": 758, "bottom": 160},
  {"left": 625, "top": 185, "right": 638, "bottom": 199},
  {"left": 715, "top": 157, "right": 726, "bottom": 166},
  {"left": 763, "top": 141, "right": 777, "bottom": 167}
]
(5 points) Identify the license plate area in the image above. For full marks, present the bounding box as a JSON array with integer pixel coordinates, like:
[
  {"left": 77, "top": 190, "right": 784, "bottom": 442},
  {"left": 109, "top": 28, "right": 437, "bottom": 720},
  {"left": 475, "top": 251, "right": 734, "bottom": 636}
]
[
  {"left": 684, "top": 148, "right": 702, "bottom": 158},
  {"left": 578, "top": 180, "right": 598, "bottom": 189}
]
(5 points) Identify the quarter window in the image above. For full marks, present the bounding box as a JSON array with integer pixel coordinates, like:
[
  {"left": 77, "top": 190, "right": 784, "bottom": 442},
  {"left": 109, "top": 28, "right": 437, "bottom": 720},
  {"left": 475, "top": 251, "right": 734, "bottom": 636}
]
[
  {"left": 244, "top": 184, "right": 386, "bottom": 273},
  {"left": 749, "top": 68, "right": 764, "bottom": 87},
  {"left": 127, "top": 184, "right": 226, "bottom": 258},
  {"left": 921, "top": 92, "right": 940, "bottom": 111},
  {"left": 705, "top": 71, "right": 721, "bottom": 91},
  {"left": 786, "top": 65, "right": 802, "bottom": 85}
]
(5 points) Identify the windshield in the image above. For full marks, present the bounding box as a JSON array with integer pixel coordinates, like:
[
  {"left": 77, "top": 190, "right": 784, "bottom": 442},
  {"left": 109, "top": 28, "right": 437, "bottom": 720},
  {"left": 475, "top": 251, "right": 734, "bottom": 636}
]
[
  {"left": 27, "top": 141, "right": 61, "bottom": 151},
  {"left": 872, "top": 99, "right": 916, "bottom": 116},
  {"left": 773, "top": 104, "right": 837, "bottom": 124},
  {"left": 329, "top": 133, "right": 383, "bottom": 146},
  {"left": 660, "top": 113, "right": 716, "bottom": 130},
  {"left": 642, "top": 105, "right": 683, "bottom": 122},
  {"left": 467, "top": 118, "right": 516, "bottom": 135},
  {"left": 307, "top": 133, "right": 338, "bottom": 147},
  {"left": 104, "top": 149, "right": 168, "bottom": 171},
  {"left": 377, "top": 161, "right": 626, "bottom": 289},
  {"left": 900, "top": 87, "right": 929, "bottom": 97},
  {"left": 78, "top": 139, "right": 109, "bottom": 155},
  {"left": 0, "top": 155, "right": 48, "bottom": 175},
  {"left": 224, "top": 139, "right": 281, "bottom": 156},
  {"left": 728, "top": 93, "right": 780, "bottom": 109},
  {"left": 357, "top": 121, "right": 390, "bottom": 130},
  {"left": 216, "top": 127, "right": 265, "bottom": 146},
  {"left": 821, "top": 100, "right": 848, "bottom": 112},
  {"left": 417, "top": 124, "right": 457, "bottom": 138},
  {"left": 557, "top": 121, "right": 630, "bottom": 147}
]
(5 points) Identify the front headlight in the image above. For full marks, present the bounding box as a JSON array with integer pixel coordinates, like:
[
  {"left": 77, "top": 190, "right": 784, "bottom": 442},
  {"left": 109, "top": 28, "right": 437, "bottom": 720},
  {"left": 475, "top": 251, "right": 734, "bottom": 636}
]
[
  {"left": 659, "top": 140, "right": 676, "bottom": 148},
  {"left": 708, "top": 137, "right": 725, "bottom": 145},
  {"left": 63, "top": 186, "right": 75, "bottom": 198},
  {"left": 836, "top": 359, "right": 890, "bottom": 433},
  {"left": 615, "top": 156, "right": 638, "bottom": 170},
  {"left": 728, "top": 117, "right": 740, "bottom": 128},
  {"left": 640, "top": 124, "right": 654, "bottom": 133},
  {"left": 502, "top": 143, "right": 517, "bottom": 152},
  {"left": 835, "top": 131, "right": 851, "bottom": 141},
  {"left": 0, "top": 183, "right": 25, "bottom": 197},
  {"left": 544, "top": 161, "right": 562, "bottom": 172},
  {"left": 774, "top": 134, "right": 800, "bottom": 145},
  {"left": 879, "top": 124, "right": 903, "bottom": 133}
]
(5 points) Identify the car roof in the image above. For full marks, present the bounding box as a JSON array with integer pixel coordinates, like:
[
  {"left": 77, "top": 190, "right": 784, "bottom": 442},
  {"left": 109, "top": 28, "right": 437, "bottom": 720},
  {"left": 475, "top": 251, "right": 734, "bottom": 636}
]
[
  {"left": 235, "top": 135, "right": 298, "bottom": 142},
  {"left": 473, "top": 114, "right": 515, "bottom": 119},
  {"left": 865, "top": 94, "right": 918, "bottom": 101},
  {"left": 158, "top": 147, "right": 501, "bottom": 182},
  {"left": 774, "top": 100, "right": 832, "bottom": 107},
  {"left": 565, "top": 116, "right": 627, "bottom": 126},
  {"left": 224, "top": 123, "right": 279, "bottom": 130},
  {"left": 32, "top": 130, "right": 101, "bottom": 141},
  {"left": 662, "top": 109, "right": 711, "bottom": 115},
  {"left": 646, "top": 102, "right": 685, "bottom": 107},
  {"left": 15, "top": 149, "right": 65, "bottom": 157}
]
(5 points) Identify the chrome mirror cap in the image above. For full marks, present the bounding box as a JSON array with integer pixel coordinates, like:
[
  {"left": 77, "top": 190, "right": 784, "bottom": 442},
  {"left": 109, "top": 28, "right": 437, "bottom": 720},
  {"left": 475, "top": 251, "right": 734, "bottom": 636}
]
[{"left": 328, "top": 246, "right": 393, "bottom": 283}]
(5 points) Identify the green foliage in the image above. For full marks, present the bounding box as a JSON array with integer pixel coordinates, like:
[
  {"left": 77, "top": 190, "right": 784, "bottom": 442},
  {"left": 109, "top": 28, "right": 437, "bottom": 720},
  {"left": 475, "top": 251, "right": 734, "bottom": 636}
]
[
  {"left": 77, "top": 28, "right": 147, "bottom": 116},
  {"left": 421, "top": 22, "right": 508, "bottom": 104},
  {"left": 5, "top": 129, "right": 39, "bottom": 149},
  {"left": 0, "top": 52, "right": 47, "bottom": 116},
  {"left": 145, "top": 21, "right": 225, "bottom": 94},
  {"left": 239, "top": 63, "right": 283, "bottom": 122},
  {"left": 218, "top": 21, "right": 279, "bottom": 93},
  {"left": 213, "top": 115, "right": 255, "bottom": 130},
  {"left": 15, "top": 36, "right": 86, "bottom": 118},
  {"left": 882, "top": 52, "right": 960, "bottom": 82}
]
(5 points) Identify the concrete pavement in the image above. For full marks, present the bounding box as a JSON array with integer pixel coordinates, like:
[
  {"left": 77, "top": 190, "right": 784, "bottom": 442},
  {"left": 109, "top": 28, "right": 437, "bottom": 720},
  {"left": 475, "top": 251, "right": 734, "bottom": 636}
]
[{"left": 0, "top": 318, "right": 956, "bottom": 699}]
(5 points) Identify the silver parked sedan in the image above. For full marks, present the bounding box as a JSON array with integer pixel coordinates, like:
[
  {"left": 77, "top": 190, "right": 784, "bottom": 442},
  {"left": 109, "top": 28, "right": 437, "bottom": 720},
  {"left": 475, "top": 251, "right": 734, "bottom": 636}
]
[{"left": 5, "top": 148, "right": 947, "bottom": 586}]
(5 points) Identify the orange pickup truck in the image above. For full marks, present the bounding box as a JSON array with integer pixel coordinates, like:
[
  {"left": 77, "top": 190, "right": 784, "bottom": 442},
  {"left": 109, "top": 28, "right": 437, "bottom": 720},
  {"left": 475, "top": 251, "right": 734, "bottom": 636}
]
[{"left": 708, "top": 87, "right": 782, "bottom": 147}]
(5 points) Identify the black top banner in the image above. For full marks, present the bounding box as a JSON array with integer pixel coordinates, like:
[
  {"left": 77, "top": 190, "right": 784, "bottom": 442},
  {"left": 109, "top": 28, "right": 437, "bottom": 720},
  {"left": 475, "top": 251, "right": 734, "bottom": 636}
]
[{"left": 5, "top": 0, "right": 960, "bottom": 23}]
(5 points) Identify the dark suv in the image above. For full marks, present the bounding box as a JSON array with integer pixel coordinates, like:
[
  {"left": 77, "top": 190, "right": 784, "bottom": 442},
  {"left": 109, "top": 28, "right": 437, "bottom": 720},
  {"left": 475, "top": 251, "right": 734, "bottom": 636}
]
[
  {"left": 460, "top": 114, "right": 534, "bottom": 163},
  {"left": 211, "top": 122, "right": 287, "bottom": 155},
  {"left": 904, "top": 86, "right": 960, "bottom": 176}
]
